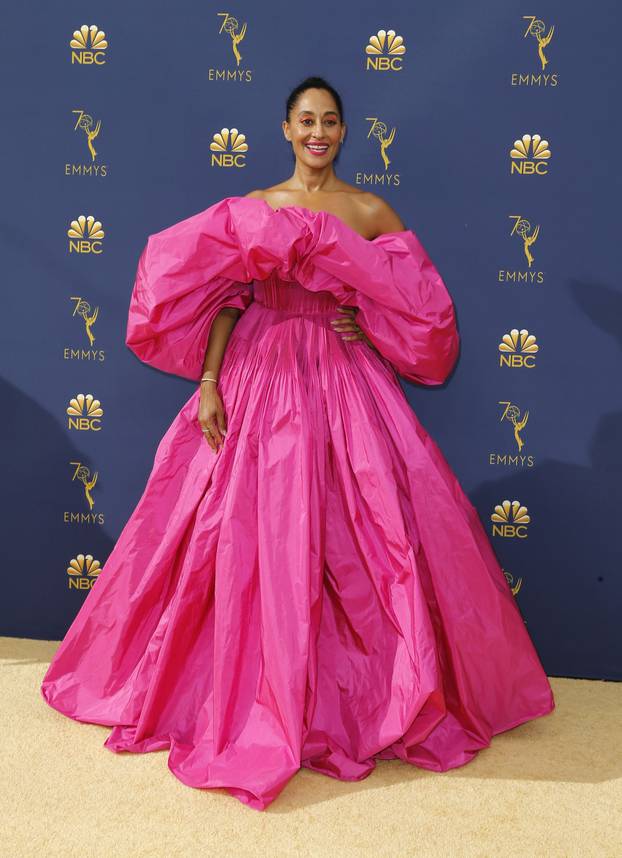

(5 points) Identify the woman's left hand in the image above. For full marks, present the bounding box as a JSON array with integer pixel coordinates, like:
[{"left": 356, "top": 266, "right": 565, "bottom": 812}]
[{"left": 330, "top": 306, "right": 375, "bottom": 349}]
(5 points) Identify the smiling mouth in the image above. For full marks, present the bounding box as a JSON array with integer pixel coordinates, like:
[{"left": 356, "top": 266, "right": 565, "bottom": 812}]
[{"left": 305, "top": 143, "right": 329, "bottom": 154}]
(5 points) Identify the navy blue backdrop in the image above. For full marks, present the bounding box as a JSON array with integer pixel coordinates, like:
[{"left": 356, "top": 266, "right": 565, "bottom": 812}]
[{"left": 1, "top": 2, "right": 620, "bottom": 680}]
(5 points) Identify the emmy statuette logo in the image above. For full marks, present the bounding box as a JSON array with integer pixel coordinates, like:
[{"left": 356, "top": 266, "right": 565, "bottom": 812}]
[
  {"left": 70, "top": 462, "right": 99, "bottom": 511},
  {"left": 368, "top": 117, "right": 396, "bottom": 171},
  {"left": 64, "top": 461, "right": 105, "bottom": 525},
  {"left": 63, "top": 297, "right": 105, "bottom": 362},
  {"left": 497, "top": 215, "right": 545, "bottom": 286},
  {"left": 73, "top": 110, "right": 102, "bottom": 162},
  {"left": 510, "top": 215, "right": 540, "bottom": 268},
  {"left": 355, "top": 118, "right": 400, "bottom": 188},
  {"left": 524, "top": 16, "right": 554, "bottom": 70},
  {"left": 209, "top": 13, "right": 252, "bottom": 82},
  {"left": 503, "top": 570, "right": 523, "bottom": 595},
  {"left": 66, "top": 110, "right": 108, "bottom": 178},
  {"left": 500, "top": 401, "right": 529, "bottom": 452},
  {"left": 511, "top": 16, "right": 557, "bottom": 87},
  {"left": 218, "top": 12, "right": 246, "bottom": 66},
  {"left": 488, "top": 401, "right": 535, "bottom": 469},
  {"left": 71, "top": 297, "right": 99, "bottom": 348}
]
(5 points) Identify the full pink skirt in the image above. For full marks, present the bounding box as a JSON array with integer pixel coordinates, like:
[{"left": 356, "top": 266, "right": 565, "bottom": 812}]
[{"left": 41, "top": 278, "right": 555, "bottom": 811}]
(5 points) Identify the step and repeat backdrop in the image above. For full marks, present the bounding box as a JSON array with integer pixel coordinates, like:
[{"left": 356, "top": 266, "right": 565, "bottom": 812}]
[{"left": 2, "top": 2, "right": 620, "bottom": 679}]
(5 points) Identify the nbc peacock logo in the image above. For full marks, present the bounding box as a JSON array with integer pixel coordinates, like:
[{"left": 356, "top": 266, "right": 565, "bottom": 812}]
[
  {"left": 67, "top": 215, "right": 105, "bottom": 254},
  {"left": 365, "top": 29, "right": 406, "bottom": 71},
  {"left": 491, "top": 500, "right": 531, "bottom": 538},
  {"left": 510, "top": 134, "right": 551, "bottom": 175},
  {"left": 70, "top": 25, "right": 108, "bottom": 65},
  {"left": 498, "top": 328, "right": 539, "bottom": 368},
  {"left": 67, "top": 394, "right": 103, "bottom": 431},
  {"left": 210, "top": 128, "right": 248, "bottom": 168},
  {"left": 67, "top": 554, "right": 102, "bottom": 591}
]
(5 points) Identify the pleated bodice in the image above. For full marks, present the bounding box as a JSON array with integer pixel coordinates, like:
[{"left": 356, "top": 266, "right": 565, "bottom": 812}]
[{"left": 252, "top": 271, "right": 339, "bottom": 317}]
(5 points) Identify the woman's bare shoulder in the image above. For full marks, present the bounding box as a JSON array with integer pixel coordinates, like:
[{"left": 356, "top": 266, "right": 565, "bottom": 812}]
[
  {"left": 355, "top": 191, "right": 406, "bottom": 235},
  {"left": 243, "top": 187, "right": 405, "bottom": 234},
  {"left": 244, "top": 184, "right": 288, "bottom": 201},
  {"left": 244, "top": 187, "right": 295, "bottom": 212}
]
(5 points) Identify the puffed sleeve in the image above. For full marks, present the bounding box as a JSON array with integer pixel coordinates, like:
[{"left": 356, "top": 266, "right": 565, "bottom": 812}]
[
  {"left": 125, "top": 197, "right": 313, "bottom": 380},
  {"left": 291, "top": 211, "right": 460, "bottom": 385}
]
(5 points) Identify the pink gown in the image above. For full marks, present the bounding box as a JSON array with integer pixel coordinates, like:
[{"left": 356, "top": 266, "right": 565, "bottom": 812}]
[{"left": 40, "top": 196, "right": 555, "bottom": 811}]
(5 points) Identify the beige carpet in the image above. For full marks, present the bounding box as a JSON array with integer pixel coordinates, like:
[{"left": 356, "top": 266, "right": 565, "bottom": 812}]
[{"left": 2, "top": 636, "right": 620, "bottom": 857}]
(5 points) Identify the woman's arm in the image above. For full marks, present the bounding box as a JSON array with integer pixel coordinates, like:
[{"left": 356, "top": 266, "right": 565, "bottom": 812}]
[
  {"left": 198, "top": 307, "right": 241, "bottom": 453},
  {"left": 200, "top": 306, "right": 241, "bottom": 380}
]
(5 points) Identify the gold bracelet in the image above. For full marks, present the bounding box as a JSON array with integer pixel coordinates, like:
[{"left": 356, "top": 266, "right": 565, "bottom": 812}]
[{"left": 200, "top": 375, "right": 218, "bottom": 384}]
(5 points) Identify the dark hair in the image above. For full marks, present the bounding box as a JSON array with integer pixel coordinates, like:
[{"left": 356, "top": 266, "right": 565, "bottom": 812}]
[{"left": 285, "top": 76, "right": 345, "bottom": 124}]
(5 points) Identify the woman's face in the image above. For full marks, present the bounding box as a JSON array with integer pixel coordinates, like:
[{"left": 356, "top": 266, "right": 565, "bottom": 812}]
[{"left": 283, "top": 88, "right": 345, "bottom": 165}]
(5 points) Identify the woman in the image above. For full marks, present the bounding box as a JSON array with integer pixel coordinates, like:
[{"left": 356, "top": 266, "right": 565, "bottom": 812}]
[{"left": 40, "top": 76, "right": 555, "bottom": 812}]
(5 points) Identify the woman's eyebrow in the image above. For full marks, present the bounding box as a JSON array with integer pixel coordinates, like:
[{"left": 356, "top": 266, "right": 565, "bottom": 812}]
[{"left": 296, "top": 110, "right": 339, "bottom": 117}]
